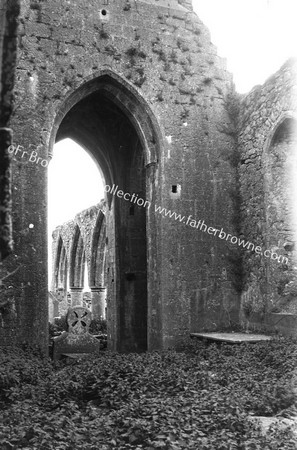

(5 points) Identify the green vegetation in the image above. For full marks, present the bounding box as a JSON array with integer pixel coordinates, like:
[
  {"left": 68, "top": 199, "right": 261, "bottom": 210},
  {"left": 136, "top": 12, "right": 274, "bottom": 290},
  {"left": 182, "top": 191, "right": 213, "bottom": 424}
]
[{"left": 0, "top": 338, "right": 296, "bottom": 449}]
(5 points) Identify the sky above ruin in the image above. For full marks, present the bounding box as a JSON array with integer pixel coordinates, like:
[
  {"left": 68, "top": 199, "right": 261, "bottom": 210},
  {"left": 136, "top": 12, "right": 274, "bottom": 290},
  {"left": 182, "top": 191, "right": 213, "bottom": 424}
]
[{"left": 194, "top": 0, "right": 297, "bottom": 93}]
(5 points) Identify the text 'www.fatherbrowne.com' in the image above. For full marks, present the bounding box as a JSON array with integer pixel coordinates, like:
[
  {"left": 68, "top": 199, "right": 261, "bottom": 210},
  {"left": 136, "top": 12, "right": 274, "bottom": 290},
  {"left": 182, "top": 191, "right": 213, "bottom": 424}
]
[{"left": 104, "top": 184, "right": 288, "bottom": 264}]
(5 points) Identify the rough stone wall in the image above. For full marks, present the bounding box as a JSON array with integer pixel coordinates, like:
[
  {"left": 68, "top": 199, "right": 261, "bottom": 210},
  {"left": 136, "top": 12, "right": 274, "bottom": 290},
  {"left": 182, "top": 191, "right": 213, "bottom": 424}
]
[
  {"left": 0, "top": 0, "right": 20, "bottom": 262},
  {"left": 238, "top": 59, "right": 297, "bottom": 332},
  {"left": 1, "top": 0, "right": 239, "bottom": 351},
  {"left": 265, "top": 119, "right": 297, "bottom": 313},
  {"left": 0, "top": 0, "right": 20, "bottom": 345}
]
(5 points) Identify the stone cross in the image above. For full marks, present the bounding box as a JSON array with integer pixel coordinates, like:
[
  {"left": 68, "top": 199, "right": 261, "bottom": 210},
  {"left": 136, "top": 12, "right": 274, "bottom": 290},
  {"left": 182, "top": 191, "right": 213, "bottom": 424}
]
[
  {"left": 67, "top": 306, "right": 91, "bottom": 334},
  {"left": 53, "top": 305, "right": 100, "bottom": 360}
]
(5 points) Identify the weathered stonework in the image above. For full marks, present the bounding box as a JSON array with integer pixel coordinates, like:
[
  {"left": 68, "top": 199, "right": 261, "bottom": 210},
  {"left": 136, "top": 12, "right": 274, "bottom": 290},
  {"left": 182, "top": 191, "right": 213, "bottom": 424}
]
[
  {"left": 0, "top": 0, "right": 296, "bottom": 353},
  {"left": 0, "top": 0, "right": 20, "bottom": 261},
  {"left": 238, "top": 59, "right": 297, "bottom": 332},
  {"left": 0, "top": 0, "right": 240, "bottom": 353},
  {"left": 0, "top": 1, "right": 21, "bottom": 345}
]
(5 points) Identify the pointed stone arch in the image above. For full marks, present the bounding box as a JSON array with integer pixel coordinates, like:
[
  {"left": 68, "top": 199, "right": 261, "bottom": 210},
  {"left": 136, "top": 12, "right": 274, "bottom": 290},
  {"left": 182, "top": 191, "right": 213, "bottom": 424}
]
[
  {"left": 69, "top": 224, "right": 85, "bottom": 306},
  {"left": 90, "top": 210, "right": 106, "bottom": 288},
  {"left": 54, "top": 235, "right": 68, "bottom": 293},
  {"left": 263, "top": 113, "right": 297, "bottom": 312},
  {"left": 264, "top": 112, "right": 297, "bottom": 153},
  {"left": 89, "top": 210, "right": 107, "bottom": 318},
  {"left": 48, "top": 70, "right": 162, "bottom": 352},
  {"left": 51, "top": 235, "right": 69, "bottom": 314},
  {"left": 49, "top": 68, "right": 161, "bottom": 166}
]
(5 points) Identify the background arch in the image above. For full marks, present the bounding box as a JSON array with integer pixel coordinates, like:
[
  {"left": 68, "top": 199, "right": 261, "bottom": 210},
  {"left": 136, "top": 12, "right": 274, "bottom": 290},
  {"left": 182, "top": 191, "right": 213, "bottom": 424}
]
[
  {"left": 263, "top": 115, "right": 297, "bottom": 313},
  {"left": 69, "top": 224, "right": 85, "bottom": 289},
  {"left": 54, "top": 235, "right": 67, "bottom": 292},
  {"left": 90, "top": 211, "right": 106, "bottom": 288}
]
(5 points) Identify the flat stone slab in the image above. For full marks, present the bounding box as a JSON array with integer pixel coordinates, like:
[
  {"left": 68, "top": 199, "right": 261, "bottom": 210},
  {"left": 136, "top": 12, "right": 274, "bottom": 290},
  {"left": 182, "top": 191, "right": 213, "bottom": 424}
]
[
  {"left": 61, "top": 353, "right": 92, "bottom": 359},
  {"left": 190, "top": 332, "right": 273, "bottom": 343}
]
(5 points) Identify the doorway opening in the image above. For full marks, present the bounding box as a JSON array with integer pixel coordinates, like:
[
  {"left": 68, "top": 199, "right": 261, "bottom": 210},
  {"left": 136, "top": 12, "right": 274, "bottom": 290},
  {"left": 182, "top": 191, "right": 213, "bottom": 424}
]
[{"left": 48, "top": 72, "right": 160, "bottom": 352}]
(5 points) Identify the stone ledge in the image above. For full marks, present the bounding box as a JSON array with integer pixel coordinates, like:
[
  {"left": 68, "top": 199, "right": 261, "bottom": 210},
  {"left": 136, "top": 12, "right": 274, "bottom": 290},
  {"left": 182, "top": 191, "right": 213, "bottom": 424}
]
[
  {"left": 190, "top": 332, "right": 272, "bottom": 344},
  {"left": 61, "top": 353, "right": 92, "bottom": 359},
  {"left": 137, "top": 0, "right": 188, "bottom": 12}
]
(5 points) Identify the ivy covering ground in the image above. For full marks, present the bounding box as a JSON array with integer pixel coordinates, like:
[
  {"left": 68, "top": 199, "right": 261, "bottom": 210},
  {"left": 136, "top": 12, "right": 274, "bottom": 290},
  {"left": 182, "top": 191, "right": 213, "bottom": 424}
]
[{"left": 0, "top": 338, "right": 297, "bottom": 449}]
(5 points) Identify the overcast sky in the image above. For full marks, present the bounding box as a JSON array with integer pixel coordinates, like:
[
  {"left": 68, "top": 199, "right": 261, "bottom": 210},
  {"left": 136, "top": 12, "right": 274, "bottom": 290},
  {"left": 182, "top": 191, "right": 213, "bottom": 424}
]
[{"left": 193, "top": 0, "right": 297, "bottom": 93}]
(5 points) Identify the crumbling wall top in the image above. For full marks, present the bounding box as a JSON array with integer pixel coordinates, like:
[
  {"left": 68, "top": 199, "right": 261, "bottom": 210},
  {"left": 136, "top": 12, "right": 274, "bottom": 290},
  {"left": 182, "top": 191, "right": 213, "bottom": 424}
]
[{"left": 138, "top": 0, "right": 192, "bottom": 11}]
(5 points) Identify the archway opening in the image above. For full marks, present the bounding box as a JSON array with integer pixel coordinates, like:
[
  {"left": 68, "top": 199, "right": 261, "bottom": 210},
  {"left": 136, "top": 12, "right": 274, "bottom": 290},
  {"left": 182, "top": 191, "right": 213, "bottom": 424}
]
[
  {"left": 52, "top": 78, "right": 150, "bottom": 352},
  {"left": 265, "top": 117, "right": 297, "bottom": 312}
]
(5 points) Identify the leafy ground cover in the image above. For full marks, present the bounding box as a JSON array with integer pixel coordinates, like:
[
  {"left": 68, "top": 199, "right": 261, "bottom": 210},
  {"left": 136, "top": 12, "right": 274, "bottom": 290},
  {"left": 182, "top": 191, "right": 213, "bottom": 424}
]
[{"left": 0, "top": 338, "right": 296, "bottom": 449}]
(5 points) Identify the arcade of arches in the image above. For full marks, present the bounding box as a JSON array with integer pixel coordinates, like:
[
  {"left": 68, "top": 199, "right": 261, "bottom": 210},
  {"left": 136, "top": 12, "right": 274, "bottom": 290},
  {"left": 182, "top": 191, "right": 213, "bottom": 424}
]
[{"left": 50, "top": 205, "right": 107, "bottom": 322}]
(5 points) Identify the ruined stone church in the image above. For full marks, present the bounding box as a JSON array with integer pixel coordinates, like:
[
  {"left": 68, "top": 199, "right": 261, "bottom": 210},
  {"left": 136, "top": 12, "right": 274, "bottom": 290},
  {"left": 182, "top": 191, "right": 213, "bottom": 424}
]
[{"left": 1, "top": 0, "right": 297, "bottom": 354}]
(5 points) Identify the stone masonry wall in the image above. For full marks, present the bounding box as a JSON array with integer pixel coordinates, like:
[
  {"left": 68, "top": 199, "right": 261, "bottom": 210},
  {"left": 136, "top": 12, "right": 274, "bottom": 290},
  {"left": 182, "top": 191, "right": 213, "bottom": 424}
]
[
  {"left": 0, "top": 0, "right": 20, "bottom": 346},
  {"left": 1, "top": 0, "right": 239, "bottom": 351},
  {"left": 0, "top": 0, "right": 20, "bottom": 262},
  {"left": 238, "top": 59, "right": 297, "bottom": 332}
]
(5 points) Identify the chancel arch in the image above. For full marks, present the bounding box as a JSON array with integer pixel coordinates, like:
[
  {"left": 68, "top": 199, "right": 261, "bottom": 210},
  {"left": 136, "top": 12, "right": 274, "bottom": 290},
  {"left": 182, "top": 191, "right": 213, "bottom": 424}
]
[{"left": 49, "top": 70, "right": 162, "bottom": 352}]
